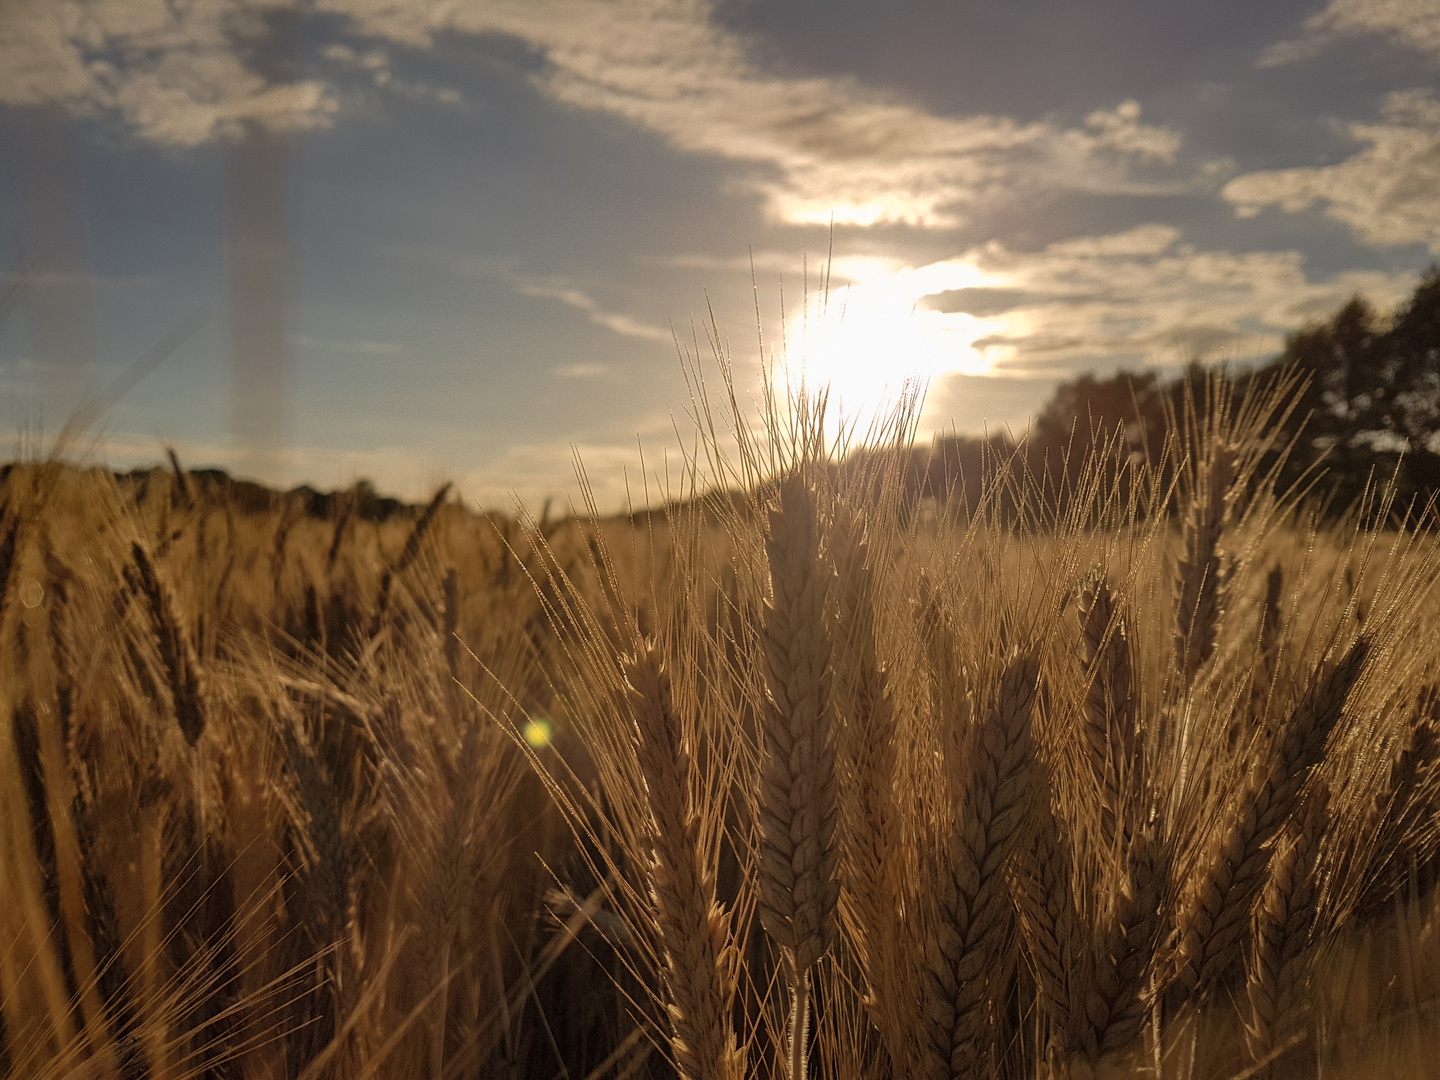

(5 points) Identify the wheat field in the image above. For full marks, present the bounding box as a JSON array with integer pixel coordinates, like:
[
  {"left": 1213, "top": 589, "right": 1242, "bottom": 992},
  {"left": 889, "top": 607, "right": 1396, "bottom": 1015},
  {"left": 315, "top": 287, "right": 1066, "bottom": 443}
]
[{"left": 2, "top": 369, "right": 1440, "bottom": 1080}]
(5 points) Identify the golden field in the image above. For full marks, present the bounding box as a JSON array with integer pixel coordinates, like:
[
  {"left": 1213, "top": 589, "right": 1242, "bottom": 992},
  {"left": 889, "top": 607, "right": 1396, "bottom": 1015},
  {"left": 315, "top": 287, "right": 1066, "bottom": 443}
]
[{"left": 2, "top": 373, "right": 1440, "bottom": 1080}]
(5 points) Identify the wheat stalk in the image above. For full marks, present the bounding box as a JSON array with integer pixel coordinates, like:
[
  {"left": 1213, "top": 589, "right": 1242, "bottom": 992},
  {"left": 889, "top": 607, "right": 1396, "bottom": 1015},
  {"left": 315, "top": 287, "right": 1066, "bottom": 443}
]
[
  {"left": 1082, "top": 827, "right": 1168, "bottom": 1061},
  {"left": 1011, "top": 789, "right": 1073, "bottom": 1064},
  {"left": 126, "top": 541, "right": 207, "bottom": 747},
  {"left": 625, "top": 640, "right": 742, "bottom": 1080},
  {"left": 1244, "top": 787, "right": 1328, "bottom": 1071},
  {"left": 372, "top": 482, "right": 452, "bottom": 635},
  {"left": 758, "top": 471, "right": 840, "bottom": 1080},
  {"left": 921, "top": 648, "right": 1040, "bottom": 1080},
  {"left": 1171, "top": 637, "right": 1367, "bottom": 1002},
  {"left": 828, "top": 502, "right": 906, "bottom": 1063},
  {"left": 1175, "top": 443, "right": 1236, "bottom": 687},
  {"left": 1077, "top": 570, "right": 1140, "bottom": 842}
]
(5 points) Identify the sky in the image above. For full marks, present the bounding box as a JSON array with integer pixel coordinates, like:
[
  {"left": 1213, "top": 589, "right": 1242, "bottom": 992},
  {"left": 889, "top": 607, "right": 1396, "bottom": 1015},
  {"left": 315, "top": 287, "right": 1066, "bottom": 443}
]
[{"left": 1, "top": 0, "right": 1438, "bottom": 512}]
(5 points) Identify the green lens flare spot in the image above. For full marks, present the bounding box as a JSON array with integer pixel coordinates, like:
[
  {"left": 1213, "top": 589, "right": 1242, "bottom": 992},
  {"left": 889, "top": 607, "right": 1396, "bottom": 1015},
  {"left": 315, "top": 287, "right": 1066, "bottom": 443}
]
[{"left": 523, "top": 717, "right": 553, "bottom": 750}]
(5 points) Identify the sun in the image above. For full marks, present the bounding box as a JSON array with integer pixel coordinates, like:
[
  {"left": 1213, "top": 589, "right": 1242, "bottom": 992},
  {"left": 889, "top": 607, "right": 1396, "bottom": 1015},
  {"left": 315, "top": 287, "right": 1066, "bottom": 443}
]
[{"left": 780, "top": 256, "right": 1009, "bottom": 434}]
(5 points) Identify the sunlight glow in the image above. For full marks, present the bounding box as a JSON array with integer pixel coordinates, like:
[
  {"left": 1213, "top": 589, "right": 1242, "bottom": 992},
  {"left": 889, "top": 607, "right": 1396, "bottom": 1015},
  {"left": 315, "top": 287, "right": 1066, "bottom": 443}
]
[{"left": 779, "top": 256, "right": 1013, "bottom": 433}]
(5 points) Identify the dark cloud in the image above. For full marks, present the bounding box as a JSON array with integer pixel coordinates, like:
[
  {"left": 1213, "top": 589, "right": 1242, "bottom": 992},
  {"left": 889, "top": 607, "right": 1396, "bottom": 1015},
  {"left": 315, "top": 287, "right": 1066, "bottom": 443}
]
[{"left": 923, "top": 287, "right": 1053, "bottom": 317}]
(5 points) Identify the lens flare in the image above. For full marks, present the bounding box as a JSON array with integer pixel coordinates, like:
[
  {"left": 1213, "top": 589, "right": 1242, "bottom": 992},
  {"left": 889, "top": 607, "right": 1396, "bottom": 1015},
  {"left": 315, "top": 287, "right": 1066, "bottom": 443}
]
[{"left": 523, "top": 717, "right": 553, "bottom": 750}]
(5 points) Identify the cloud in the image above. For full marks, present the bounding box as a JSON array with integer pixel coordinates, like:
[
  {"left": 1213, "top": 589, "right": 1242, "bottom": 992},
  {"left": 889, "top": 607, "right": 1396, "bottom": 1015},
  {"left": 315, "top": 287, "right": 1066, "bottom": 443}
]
[
  {"left": 0, "top": 0, "right": 490, "bottom": 144},
  {"left": 1084, "top": 99, "right": 1182, "bottom": 162},
  {"left": 1261, "top": 0, "right": 1440, "bottom": 65},
  {"left": 371, "top": 248, "right": 676, "bottom": 345},
  {"left": 923, "top": 287, "right": 1054, "bottom": 318},
  {"left": 0, "top": 0, "right": 339, "bottom": 145},
  {"left": 514, "top": 278, "right": 673, "bottom": 343},
  {"left": 407, "top": 2, "right": 1188, "bottom": 228},
  {"left": 633, "top": 223, "right": 1415, "bottom": 423},
  {"left": 319, "top": 39, "right": 463, "bottom": 105},
  {"left": 1222, "top": 89, "right": 1440, "bottom": 253},
  {"left": 916, "top": 224, "right": 1417, "bottom": 377},
  {"left": 2, "top": 0, "right": 1188, "bottom": 225}
]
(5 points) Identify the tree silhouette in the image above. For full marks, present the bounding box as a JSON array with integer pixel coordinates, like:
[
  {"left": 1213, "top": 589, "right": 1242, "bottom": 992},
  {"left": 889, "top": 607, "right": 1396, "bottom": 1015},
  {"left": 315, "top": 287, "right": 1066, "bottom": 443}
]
[{"left": 1028, "top": 268, "right": 1440, "bottom": 517}]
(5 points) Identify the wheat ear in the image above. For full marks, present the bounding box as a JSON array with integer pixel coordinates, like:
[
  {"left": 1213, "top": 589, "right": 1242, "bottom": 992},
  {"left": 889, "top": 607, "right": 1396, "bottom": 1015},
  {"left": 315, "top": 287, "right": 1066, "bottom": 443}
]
[
  {"left": 1244, "top": 788, "right": 1328, "bottom": 1070},
  {"left": 281, "top": 722, "right": 357, "bottom": 1065},
  {"left": 1172, "top": 637, "right": 1366, "bottom": 1001},
  {"left": 625, "top": 641, "right": 742, "bottom": 1080},
  {"left": 828, "top": 504, "right": 904, "bottom": 1060},
  {"left": 372, "top": 482, "right": 452, "bottom": 633},
  {"left": 127, "top": 541, "right": 207, "bottom": 746},
  {"left": 1077, "top": 571, "right": 1140, "bottom": 840},
  {"left": 1174, "top": 443, "right": 1235, "bottom": 686},
  {"left": 1352, "top": 685, "right": 1440, "bottom": 913},
  {"left": 1081, "top": 827, "right": 1168, "bottom": 1060},
  {"left": 1239, "top": 564, "right": 1285, "bottom": 746},
  {"left": 758, "top": 472, "right": 839, "bottom": 1080},
  {"left": 1011, "top": 788, "right": 1073, "bottom": 1062},
  {"left": 1372, "top": 685, "right": 1439, "bottom": 841},
  {"left": 40, "top": 549, "right": 112, "bottom": 1038},
  {"left": 922, "top": 648, "right": 1040, "bottom": 1080}
]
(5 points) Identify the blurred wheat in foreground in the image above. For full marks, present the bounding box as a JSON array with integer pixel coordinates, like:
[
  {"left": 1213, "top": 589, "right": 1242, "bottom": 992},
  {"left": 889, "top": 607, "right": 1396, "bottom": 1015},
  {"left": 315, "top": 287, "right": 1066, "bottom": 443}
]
[{"left": 3, "top": 368, "right": 1440, "bottom": 1080}]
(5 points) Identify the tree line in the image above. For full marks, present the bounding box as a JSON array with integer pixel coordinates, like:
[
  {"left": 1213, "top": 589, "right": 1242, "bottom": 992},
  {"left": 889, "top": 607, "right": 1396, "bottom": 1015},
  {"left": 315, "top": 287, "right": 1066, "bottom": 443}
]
[{"left": 913, "top": 267, "right": 1440, "bottom": 517}]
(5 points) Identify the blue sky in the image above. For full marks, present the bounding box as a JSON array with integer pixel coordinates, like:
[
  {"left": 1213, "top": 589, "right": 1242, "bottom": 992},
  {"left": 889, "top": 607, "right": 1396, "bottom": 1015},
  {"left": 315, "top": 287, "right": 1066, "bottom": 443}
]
[{"left": 1, "top": 0, "right": 1438, "bottom": 510}]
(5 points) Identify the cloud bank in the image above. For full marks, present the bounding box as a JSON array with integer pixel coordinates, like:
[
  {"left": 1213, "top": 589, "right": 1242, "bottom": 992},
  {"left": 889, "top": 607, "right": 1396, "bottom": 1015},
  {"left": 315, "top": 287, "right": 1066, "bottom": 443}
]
[
  {"left": 924, "top": 224, "right": 1417, "bottom": 374},
  {"left": 1262, "top": 0, "right": 1440, "bottom": 65},
  {"left": 2, "top": 0, "right": 1187, "bottom": 227},
  {"left": 0, "top": 0, "right": 338, "bottom": 144},
  {"left": 1224, "top": 89, "right": 1440, "bottom": 254}
]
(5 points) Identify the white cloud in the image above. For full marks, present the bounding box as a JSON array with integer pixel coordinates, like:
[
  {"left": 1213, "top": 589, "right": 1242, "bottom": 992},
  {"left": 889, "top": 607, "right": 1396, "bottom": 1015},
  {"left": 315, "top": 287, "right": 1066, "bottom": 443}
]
[
  {"left": 0, "top": 0, "right": 339, "bottom": 145},
  {"left": 2, "top": 0, "right": 1187, "bottom": 224},
  {"left": 919, "top": 224, "right": 1417, "bottom": 378},
  {"left": 1223, "top": 89, "right": 1440, "bottom": 253},
  {"left": 1084, "top": 100, "right": 1182, "bottom": 162},
  {"left": 318, "top": 38, "right": 462, "bottom": 104},
  {"left": 387, "top": 1, "right": 1188, "bottom": 228},
  {"left": 515, "top": 278, "right": 673, "bottom": 343},
  {"left": 637, "top": 222, "right": 1417, "bottom": 420},
  {"left": 1261, "top": 0, "right": 1440, "bottom": 65},
  {"left": 630, "top": 228, "right": 1416, "bottom": 442}
]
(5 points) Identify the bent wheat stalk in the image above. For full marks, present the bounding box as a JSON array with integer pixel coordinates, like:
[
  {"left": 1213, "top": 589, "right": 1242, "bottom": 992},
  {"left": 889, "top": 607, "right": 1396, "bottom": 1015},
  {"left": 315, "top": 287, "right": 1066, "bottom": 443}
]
[
  {"left": 1172, "top": 637, "right": 1368, "bottom": 1002},
  {"left": 127, "top": 541, "right": 207, "bottom": 747}
]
